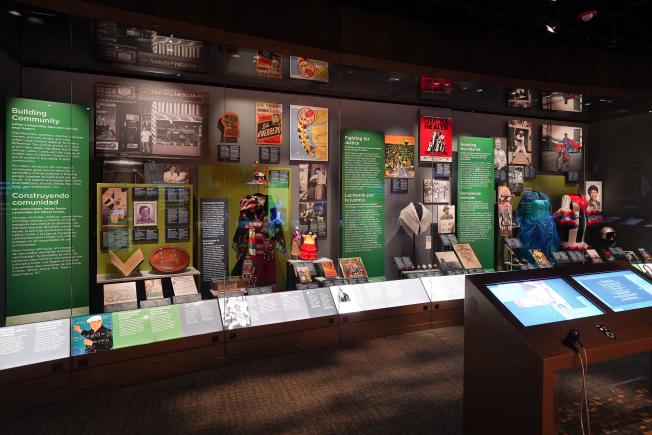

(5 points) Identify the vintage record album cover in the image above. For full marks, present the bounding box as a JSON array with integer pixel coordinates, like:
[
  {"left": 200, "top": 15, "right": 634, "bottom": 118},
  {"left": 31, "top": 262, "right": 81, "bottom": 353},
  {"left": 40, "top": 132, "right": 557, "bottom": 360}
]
[
  {"left": 339, "top": 257, "right": 368, "bottom": 280},
  {"left": 290, "top": 105, "right": 329, "bottom": 161},
  {"left": 385, "top": 135, "right": 416, "bottom": 178},
  {"left": 530, "top": 249, "right": 552, "bottom": 268},
  {"left": 453, "top": 243, "right": 482, "bottom": 270},
  {"left": 315, "top": 258, "right": 338, "bottom": 277},
  {"left": 419, "top": 115, "right": 453, "bottom": 163},
  {"left": 435, "top": 251, "right": 463, "bottom": 272}
]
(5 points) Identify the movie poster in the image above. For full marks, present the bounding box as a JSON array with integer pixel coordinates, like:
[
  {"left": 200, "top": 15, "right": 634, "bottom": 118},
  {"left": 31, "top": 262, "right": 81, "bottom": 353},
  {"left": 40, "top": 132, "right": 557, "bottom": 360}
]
[
  {"left": 96, "top": 21, "right": 208, "bottom": 72},
  {"left": 585, "top": 181, "right": 603, "bottom": 212},
  {"left": 542, "top": 92, "right": 583, "bottom": 112},
  {"left": 385, "top": 135, "right": 415, "bottom": 178},
  {"left": 507, "top": 89, "right": 532, "bottom": 108},
  {"left": 541, "top": 124, "right": 583, "bottom": 173},
  {"left": 423, "top": 179, "right": 450, "bottom": 204},
  {"left": 419, "top": 116, "right": 452, "bottom": 163},
  {"left": 256, "top": 51, "right": 282, "bottom": 79},
  {"left": 289, "top": 57, "right": 329, "bottom": 82},
  {"left": 95, "top": 82, "right": 207, "bottom": 158},
  {"left": 290, "top": 105, "right": 329, "bottom": 161},
  {"left": 507, "top": 120, "right": 532, "bottom": 166},
  {"left": 256, "top": 103, "right": 283, "bottom": 145}
]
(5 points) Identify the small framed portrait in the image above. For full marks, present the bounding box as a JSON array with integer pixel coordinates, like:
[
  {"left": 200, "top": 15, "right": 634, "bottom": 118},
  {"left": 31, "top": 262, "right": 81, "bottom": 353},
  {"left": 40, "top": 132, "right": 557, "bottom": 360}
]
[{"left": 133, "top": 201, "right": 158, "bottom": 226}]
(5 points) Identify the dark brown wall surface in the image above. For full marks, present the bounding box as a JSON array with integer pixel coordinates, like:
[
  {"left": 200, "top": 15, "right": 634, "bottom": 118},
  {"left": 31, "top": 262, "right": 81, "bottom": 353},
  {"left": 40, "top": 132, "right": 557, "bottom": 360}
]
[{"left": 57, "top": 0, "right": 652, "bottom": 94}]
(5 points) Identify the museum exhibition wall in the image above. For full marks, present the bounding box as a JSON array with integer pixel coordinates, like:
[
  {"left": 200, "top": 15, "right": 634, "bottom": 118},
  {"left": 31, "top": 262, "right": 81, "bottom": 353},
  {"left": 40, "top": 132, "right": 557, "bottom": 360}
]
[{"left": 2, "top": 2, "right": 652, "bottom": 393}]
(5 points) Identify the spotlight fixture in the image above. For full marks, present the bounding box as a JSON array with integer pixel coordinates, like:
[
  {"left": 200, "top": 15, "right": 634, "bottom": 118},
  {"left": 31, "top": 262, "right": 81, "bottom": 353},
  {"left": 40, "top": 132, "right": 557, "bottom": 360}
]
[
  {"left": 388, "top": 76, "right": 400, "bottom": 82},
  {"left": 8, "top": 10, "right": 21, "bottom": 17},
  {"left": 546, "top": 24, "right": 557, "bottom": 34}
]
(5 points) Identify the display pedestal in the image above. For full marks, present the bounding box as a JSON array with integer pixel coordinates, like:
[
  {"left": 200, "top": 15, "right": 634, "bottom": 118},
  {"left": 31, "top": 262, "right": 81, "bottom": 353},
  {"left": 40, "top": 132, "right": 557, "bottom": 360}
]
[
  {"left": 0, "top": 359, "right": 71, "bottom": 410},
  {"left": 464, "top": 264, "right": 652, "bottom": 434},
  {"left": 338, "top": 304, "right": 432, "bottom": 343},
  {"left": 225, "top": 317, "right": 338, "bottom": 363},
  {"left": 71, "top": 333, "right": 224, "bottom": 394}
]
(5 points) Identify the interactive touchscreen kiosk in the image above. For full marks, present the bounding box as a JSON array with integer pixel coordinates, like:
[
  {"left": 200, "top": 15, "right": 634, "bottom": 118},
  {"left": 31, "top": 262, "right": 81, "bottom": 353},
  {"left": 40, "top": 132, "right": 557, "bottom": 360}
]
[
  {"left": 486, "top": 278, "right": 603, "bottom": 327},
  {"left": 571, "top": 270, "right": 652, "bottom": 312}
]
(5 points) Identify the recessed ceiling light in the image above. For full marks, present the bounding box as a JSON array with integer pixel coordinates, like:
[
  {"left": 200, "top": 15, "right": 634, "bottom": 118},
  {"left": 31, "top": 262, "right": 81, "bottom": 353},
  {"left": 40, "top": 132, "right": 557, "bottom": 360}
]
[
  {"left": 388, "top": 76, "right": 400, "bottom": 82},
  {"left": 476, "top": 88, "right": 484, "bottom": 93},
  {"left": 26, "top": 16, "right": 44, "bottom": 25},
  {"left": 8, "top": 10, "right": 21, "bottom": 17},
  {"left": 546, "top": 24, "right": 556, "bottom": 34}
]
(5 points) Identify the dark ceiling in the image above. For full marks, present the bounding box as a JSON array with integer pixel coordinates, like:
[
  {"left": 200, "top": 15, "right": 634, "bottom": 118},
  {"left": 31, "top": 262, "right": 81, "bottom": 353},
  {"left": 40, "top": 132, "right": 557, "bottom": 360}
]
[{"left": 343, "top": 0, "right": 652, "bottom": 54}]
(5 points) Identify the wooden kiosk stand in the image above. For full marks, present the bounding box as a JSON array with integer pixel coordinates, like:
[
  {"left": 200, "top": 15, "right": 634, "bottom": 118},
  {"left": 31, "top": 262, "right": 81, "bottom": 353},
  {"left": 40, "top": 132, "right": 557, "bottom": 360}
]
[{"left": 464, "top": 264, "right": 652, "bottom": 435}]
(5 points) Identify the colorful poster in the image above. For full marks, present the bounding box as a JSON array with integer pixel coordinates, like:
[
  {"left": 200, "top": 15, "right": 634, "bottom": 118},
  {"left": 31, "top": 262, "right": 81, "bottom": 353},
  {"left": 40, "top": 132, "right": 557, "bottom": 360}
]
[
  {"left": 457, "top": 136, "right": 495, "bottom": 269},
  {"left": 6, "top": 98, "right": 89, "bottom": 322},
  {"left": 384, "top": 135, "right": 415, "bottom": 178},
  {"left": 256, "top": 103, "right": 282, "bottom": 145},
  {"left": 585, "top": 181, "right": 603, "bottom": 212},
  {"left": 541, "top": 124, "right": 583, "bottom": 172},
  {"left": 419, "top": 115, "right": 452, "bottom": 163},
  {"left": 95, "top": 82, "right": 207, "bottom": 158},
  {"left": 341, "top": 129, "right": 385, "bottom": 279},
  {"left": 508, "top": 89, "right": 532, "bottom": 108},
  {"left": 419, "top": 76, "right": 453, "bottom": 96},
  {"left": 290, "top": 105, "right": 329, "bottom": 161},
  {"left": 256, "top": 51, "right": 282, "bottom": 78},
  {"left": 289, "top": 56, "right": 329, "bottom": 82},
  {"left": 96, "top": 21, "right": 208, "bottom": 72},
  {"left": 218, "top": 112, "right": 240, "bottom": 139},
  {"left": 507, "top": 120, "right": 532, "bottom": 165},
  {"left": 542, "top": 92, "right": 583, "bottom": 112}
]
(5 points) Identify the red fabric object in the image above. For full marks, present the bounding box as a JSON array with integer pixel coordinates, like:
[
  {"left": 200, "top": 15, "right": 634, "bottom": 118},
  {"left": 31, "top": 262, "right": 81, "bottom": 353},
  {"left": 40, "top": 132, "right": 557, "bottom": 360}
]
[{"left": 299, "top": 243, "right": 318, "bottom": 260}]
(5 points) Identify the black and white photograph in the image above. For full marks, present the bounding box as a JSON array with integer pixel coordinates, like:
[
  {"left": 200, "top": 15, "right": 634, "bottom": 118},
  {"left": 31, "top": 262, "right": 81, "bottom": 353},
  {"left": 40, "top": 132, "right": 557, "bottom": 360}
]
[
  {"left": 423, "top": 178, "right": 450, "bottom": 204},
  {"left": 95, "top": 82, "right": 208, "bottom": 158},
  {"left": 541, "top": 91, "right": 583, "bottom": 112},
  {"left": 507, "top": 166, "right": 524, "bottom": 195},
  {"left": 508, "top": 120, "right": 532, "bottom": 165},
  {"left": 299, "top": 202, "right": 327, "bottom": 238},
  {"left": 299, "top": 163, "right": 328, "bottom": 202},
  {"left": 507, "top": 88, "right": 532, "bottom": 108}
]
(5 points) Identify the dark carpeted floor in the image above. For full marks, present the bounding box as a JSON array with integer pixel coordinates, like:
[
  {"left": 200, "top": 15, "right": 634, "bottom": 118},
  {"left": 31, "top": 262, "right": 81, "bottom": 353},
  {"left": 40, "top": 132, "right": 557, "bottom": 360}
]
[{"left": 1, "top": 326, "right": 651, "bottom": 434}]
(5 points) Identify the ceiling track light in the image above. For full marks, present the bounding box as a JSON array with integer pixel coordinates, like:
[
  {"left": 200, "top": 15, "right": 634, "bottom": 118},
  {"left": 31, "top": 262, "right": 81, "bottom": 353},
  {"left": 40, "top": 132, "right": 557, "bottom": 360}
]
[{"left": 546, "top": 24, "right": 557, "bottom": 34}]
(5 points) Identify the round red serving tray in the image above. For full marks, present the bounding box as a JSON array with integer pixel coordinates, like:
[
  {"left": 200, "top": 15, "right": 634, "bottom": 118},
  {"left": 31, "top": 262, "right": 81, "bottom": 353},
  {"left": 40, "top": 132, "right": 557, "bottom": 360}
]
[{"left": 149, "top": 246, "right": 190, "bottom": 273}]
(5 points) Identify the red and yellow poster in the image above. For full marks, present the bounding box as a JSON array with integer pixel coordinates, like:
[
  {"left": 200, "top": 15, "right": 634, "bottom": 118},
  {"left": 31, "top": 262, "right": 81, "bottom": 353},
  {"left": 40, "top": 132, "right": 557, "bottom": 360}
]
[
  {"left": 419, "top": 115, "right": 453, "bottom": 163},
  {"left": 256, "top": 51, "right": 282, "bottom": 79},
  {"left": 256, "top": 103, "right": 283, "bottom": 145}
]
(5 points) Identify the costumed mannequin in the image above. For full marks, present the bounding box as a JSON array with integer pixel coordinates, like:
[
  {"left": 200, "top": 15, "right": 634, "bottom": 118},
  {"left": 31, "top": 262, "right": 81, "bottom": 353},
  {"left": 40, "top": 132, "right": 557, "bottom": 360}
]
[
  {"left": 232, "top": 192, "right": 286, "bottom": 287},
  {"left": 515, "top": 191, "right": 559, "bottom": 259},
  {"left": 553, "top": 193, "right": 601, "bottom": 251},
  {"left": 291, "top": 226, "right": 303, "bottom": 259},
  {"left": 299, "top": 231, "right": 318, "bottom": 260}
]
